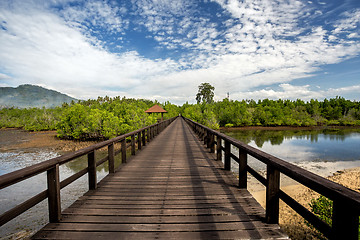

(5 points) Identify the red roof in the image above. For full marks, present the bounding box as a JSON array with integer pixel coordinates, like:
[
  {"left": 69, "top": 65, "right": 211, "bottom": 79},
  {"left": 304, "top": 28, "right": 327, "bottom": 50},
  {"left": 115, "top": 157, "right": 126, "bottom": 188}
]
[{"left": 145, "top": 104, "right": 167, "bottom": 113}]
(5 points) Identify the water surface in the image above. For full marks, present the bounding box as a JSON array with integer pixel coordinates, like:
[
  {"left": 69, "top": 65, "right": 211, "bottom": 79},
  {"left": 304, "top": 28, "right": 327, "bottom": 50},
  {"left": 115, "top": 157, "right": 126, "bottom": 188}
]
[{"left": 221, "top": 127, "right": 360, "bottom": 177}]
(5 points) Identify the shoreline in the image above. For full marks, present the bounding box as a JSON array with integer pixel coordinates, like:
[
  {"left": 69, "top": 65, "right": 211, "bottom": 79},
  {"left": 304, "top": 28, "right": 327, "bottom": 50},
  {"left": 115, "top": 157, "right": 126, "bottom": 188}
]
[
  {"left": 0, "top": 129, "right": 101, "bottom": 153},
  {"left": 221, "top": 125, "right": 360, "bottom": 131}
]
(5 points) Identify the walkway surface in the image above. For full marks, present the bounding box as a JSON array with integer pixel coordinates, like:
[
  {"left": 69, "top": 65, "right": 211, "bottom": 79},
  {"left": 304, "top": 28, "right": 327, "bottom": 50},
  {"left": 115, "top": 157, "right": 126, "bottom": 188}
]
[{"left": 32, "top": 118, "right": 288, "bottom": 239}]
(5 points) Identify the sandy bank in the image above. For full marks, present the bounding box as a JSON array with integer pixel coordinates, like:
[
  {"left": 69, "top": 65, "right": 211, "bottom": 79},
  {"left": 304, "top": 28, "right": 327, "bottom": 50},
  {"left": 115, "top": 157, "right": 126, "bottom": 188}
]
[{"left": 250, "top": 167, "right": 360, "bottom": 239}]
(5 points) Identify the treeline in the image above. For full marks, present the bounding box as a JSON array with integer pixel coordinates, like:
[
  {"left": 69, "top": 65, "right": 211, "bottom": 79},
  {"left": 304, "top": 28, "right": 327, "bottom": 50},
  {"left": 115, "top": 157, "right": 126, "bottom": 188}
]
[
  {"left": 1, "top": 96, "right": 360, "bottom": 140},
  {"left": 0, "top": 97, "right": 179, "bottom": 139},
  {"left": 180, "top": 97, "right": 360, "bottom": 129}
]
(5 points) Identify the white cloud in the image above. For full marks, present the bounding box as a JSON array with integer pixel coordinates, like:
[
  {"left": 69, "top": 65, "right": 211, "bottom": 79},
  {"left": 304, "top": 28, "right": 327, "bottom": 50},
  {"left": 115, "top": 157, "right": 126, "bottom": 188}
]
[
  {"left": 231, "top": 83, "right": 324, "bottom": 101},
  {"left": 229, "top": 83, "right": 360, "bottom": 102},
  {"left": 0, "top": 4, "right": 178, "bottom": 99}
]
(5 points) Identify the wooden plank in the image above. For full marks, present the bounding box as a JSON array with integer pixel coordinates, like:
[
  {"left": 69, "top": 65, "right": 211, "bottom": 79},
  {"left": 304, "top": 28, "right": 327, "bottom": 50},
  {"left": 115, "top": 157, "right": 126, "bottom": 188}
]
[
  {"left": 37, "top": 221, "right": 280, "bottom": 232},
  {"left": 32, "top": 229, "right": 288, "bottom": 240},
  {"left": 60, "top": 214, "right": 261, "bottom": 224}
]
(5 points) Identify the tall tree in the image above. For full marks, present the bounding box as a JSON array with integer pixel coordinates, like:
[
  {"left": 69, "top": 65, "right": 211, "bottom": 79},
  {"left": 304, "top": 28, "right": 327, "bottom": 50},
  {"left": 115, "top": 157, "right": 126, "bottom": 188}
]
[{"left": 196, "top": 83, "right": 215, "bottom": 104}]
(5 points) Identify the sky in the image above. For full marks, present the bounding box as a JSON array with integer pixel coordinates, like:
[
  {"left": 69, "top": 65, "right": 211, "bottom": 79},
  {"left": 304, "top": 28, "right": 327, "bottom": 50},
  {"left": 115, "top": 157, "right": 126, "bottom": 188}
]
[{"left": 0, "top": 0, "right": 359, "bottom": 104}]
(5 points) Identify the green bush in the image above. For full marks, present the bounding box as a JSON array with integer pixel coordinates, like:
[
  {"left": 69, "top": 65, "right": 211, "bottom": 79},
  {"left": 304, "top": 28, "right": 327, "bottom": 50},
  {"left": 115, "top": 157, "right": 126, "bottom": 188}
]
[
  {"left": 309, "top": 196, "right": 333, "bottom": 226},
  {"left": 309, "top": 196, "right": 360, "bottom": 239}
]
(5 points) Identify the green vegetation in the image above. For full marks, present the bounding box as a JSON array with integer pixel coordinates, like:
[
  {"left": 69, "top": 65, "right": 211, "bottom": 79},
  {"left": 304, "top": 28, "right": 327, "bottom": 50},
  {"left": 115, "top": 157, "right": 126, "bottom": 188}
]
[
  {"left": 1, "top": 95, "right": 360, "bottom": 139},
  {"left": 0, "top": 97, "right": 180, "bottom": 140},
  {"left": 308, "top": 196, "right": 360, "bottom": 239},
  {"left": 181, "top": 97, "right": 360, "bottom": 129}
]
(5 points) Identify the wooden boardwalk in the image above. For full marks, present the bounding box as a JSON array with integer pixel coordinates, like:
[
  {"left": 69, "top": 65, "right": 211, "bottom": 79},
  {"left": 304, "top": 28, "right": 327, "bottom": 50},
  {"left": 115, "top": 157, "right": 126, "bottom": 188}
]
[{"left": 32, "top": 118, "right": 288, "bottom": 239}]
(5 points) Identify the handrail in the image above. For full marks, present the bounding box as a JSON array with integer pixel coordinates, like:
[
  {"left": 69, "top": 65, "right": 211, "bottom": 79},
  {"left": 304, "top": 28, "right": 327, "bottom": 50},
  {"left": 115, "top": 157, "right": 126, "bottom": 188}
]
[
  {"left": 0, "top": 116, "right": 177, "bottom": 226},
  {"left": 183, "top": 116, "right": 360, "bottom": 240}
]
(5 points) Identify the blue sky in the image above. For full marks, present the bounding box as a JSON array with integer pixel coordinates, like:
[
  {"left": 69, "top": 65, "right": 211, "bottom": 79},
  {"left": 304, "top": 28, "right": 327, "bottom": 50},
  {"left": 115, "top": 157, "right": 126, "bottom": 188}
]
[{"left": 0, "top": 0, "right": 359, "bottom": 104}]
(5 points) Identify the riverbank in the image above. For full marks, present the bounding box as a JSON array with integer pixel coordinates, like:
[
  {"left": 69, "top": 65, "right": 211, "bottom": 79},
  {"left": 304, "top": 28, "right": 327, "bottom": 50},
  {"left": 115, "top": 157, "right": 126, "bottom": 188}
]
[
  {"left": 221, "top": 125, "right": 360, "bottom": 131},
  {"left": 0, "top": 129, "right": 100, "bottom": 153},
  {"left": 250, "top": 167, "right": 360, "bottom": 239}
]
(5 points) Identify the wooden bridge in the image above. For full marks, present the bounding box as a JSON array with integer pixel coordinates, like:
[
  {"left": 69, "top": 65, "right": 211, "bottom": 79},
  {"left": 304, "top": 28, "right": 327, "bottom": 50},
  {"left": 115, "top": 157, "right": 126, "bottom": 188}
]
[{"left": 1, "top": 117, "right": 360, "bottom": 239}]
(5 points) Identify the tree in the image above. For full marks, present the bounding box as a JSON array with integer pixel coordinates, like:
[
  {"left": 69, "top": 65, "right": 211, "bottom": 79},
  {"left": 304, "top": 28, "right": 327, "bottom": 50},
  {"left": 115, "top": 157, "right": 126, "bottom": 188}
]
[{"left": 196, "top": 83, "right": 215, "bottom": 104}]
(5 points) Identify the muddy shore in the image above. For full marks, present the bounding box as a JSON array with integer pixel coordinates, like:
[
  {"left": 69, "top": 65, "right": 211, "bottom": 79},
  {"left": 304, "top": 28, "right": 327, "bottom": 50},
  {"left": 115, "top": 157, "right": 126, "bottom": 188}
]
[{"left": 0, "top": 129, "right": 100, "bottom": 153}]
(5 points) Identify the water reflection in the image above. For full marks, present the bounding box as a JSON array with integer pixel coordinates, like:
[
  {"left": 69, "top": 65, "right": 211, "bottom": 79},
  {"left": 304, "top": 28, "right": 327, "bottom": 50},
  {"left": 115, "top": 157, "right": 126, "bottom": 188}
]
[
  {"left": 223, "top": 127, "right": 360, "bottom": 148},
  {"left": 222, "top": 127, "right": 360, "bottom": 167}
]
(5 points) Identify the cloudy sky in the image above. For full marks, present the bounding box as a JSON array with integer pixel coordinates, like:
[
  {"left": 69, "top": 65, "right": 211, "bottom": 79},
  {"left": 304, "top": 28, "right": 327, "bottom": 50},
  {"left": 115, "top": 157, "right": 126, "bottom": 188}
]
[{"left": 0, "top": 0, "right": 359, "bottom": 104}]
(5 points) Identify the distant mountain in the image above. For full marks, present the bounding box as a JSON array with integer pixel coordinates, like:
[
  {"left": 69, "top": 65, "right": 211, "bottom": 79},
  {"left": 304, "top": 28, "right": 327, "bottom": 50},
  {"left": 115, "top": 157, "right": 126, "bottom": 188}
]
[{"left": 0, "top": 84, "right": 77, "bottom": 108}]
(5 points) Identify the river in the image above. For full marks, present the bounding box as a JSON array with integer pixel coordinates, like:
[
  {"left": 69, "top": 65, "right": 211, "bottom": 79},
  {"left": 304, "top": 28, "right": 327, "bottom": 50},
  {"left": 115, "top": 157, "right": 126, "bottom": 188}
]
[{"left": 221, "top": 126, "right": 360, "bottom": 180}]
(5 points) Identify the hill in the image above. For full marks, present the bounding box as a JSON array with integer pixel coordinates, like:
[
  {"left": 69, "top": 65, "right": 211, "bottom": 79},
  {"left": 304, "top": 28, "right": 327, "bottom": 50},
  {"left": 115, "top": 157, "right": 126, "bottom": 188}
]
[{"left": 0, "top": 84, "right": 77, "bottom": 108}]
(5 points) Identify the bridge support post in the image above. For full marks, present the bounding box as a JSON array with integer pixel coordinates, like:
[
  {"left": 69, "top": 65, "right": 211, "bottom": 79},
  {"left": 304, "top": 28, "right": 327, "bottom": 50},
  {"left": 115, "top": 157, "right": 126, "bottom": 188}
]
[
  {"left": 147, "top": 128, "right": 150, "bottom": 142},
  {"left": 210, "top": 133, "right": 215, "bottom": 153},
  {"left": 216, "top": 137, "right": 222, "bottom": 161},
  {"left": 204, "top": 130, "right": 207, "bottom": 146},
  {"left": 47, "top": 164, "right": 61, "bottom": 223},
  {"left": 142, "top": 130, "right": 146, "bottom": 146},
  {"left": 138, "top": 132, "right": 142, "bottom": 150},
  {"left": 88, "top": 151, "right": 97, "bottom": 190},
  {"left": 239, "top": 150, "right": 247, "bottom": 189},
  {"left": 121, "top": 139, "right": 127, "bottom": 163},
  {"left": 266, "top": 165, "right": 280, "bottom": 223},
  {"left": 206, "top": 132, "right": 211, "bottom": 149},
  {"left": 224, "top": 141, "right": 231, "bottom": 171},
  {"left": 131, "top": 135, "right": 136, "bottom": 155},
  {"left": 108, "top": 144, "right": 115, "bottom": 173},
  {"left": 332, "top": 200, "right": 359, "bottom": 240}
]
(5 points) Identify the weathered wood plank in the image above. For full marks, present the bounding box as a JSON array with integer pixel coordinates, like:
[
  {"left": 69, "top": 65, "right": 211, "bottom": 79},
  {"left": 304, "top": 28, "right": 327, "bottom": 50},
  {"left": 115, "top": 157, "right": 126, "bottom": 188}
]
[
  {"left": 60, "top": 214, "right": 261, "bottom": 224},
  {"left": 32, "top": 229, "right": 288, "bottom": 240}
]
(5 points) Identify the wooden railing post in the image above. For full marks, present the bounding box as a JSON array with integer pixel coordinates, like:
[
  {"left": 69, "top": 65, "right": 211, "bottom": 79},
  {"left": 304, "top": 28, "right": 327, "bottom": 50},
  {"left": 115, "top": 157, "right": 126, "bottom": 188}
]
[
  {"left": 47, "top": 164, "right": 61, "bottom": 223},
  {"left": 203, "top": 130, "right": 207, "bottom": 145},
  {"left": 206, "top": 131, "right": 211, "bottom": 149},
  {"left": 238, "top": 150, "right": 247, "bottom": 189},
  {"left": 142, "top": 130, "right": 146, "bottom": 146},
  {"left": 108, "top": 144, "right": 115, "bottom": 173},
  {"left": 121, "top": 139, "right": 127, "bottom": 163},
  {"left": 147, "top": 128, "right": 150, "bottom": 142},
  {"left": 224, "top": 141, "right": 231, "bottom": 171},
  {"left": 210, "top": 133, "right": 215, "bottom": 153},
  {"left": 131, "top": 135, "right": 136, "bottom": 155},
  {"left": 266, "top": 165, "right": 280, "bottom": 223},
  {"left": 332, "top": 200, "right": 359, "bottom": 239},
  {"left": 88, "top": 151, "right": 97, "bottom": 190},
  {"left": 137, "top": 132, "right": 142, "bottom": 150},
  {"left": 216, "top": 136, "right": 222, "bottom": 161}
]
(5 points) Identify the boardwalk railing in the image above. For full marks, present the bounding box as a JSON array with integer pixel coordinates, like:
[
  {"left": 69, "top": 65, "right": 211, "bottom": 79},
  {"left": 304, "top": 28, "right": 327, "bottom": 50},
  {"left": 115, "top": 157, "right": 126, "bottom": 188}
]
[
  {"left": 0, "top": 117, "right": 177, "bottom": 227},
  {"left": 184, "top": 117, "right": 360, "bottom": 240}
]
